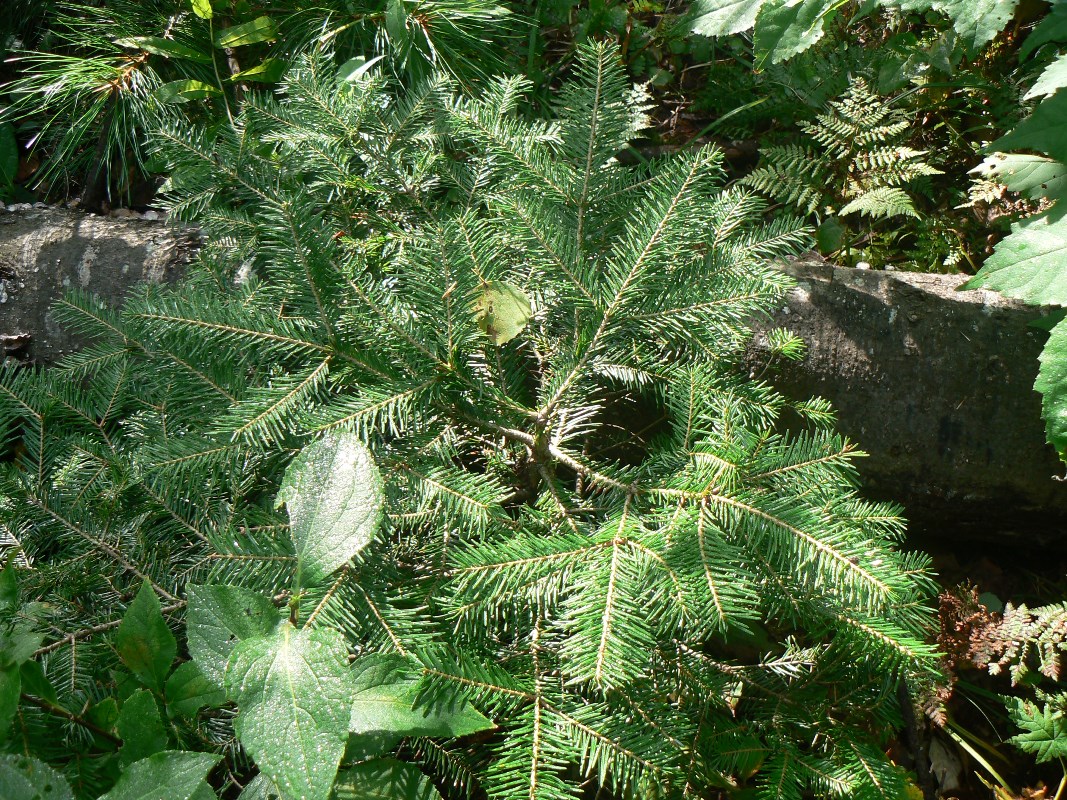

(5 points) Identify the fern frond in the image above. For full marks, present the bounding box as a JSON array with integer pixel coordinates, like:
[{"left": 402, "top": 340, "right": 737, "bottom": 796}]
[{"left": 838, "top": 187, "right": 919, "bottom": 219}]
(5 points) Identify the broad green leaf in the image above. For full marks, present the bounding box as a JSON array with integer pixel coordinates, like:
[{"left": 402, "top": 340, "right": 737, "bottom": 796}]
[
  {"left": 19, "top": 660, "right": 56, "bottom": 705},
  {"left": 214, "top": 17, "right": 277, "bottom": 48},
  {"left": 0, "top": 754, "right": 73, "bottom": 800},
  {"left": 1026, "top": 54, "right": 1067, "bottom": 100},
  {"left": 816, "top": 217, "right": 846, "bottom": 255},
  {"left": 0, "top": 628, "right": 43, "bottom": 666},
  {"left": 115, "top": 37, "right": 212, "bottom": 62},
  {"left": 989, "top": 91, "right": 1067, "bottom": 165},
  {"left": 153, "top": 80, "right": 222, "bottom": 104},
  {"left": 753, "top": 0, "right": 838, "bottom": 65},
  {"left": 99, "top": 751, "right": 221, "bottom": 800},
  {"left": 186, "top": 584, "right": 280, "bottom": 689},
  {"left": 896, "top": 0, "right": 1020, "bottom": 49},
  {"left": 344, "top": 730, "right": 402, "bottom": 763},
  {"left": 0, "top": 123, "right": 17, "bottom": 188},
  {"left": 237, "top": 775, "right": 280, "bottom": 800},
  {"left": 472, "top": 281, "right": 532, "bottom": 345},
  {"left": 1031, "top": 309, "right": 1067, "bottom": 333},
  {"left": 116, "top": 690, "right": 168, "bottom": 767},
  {"left": 349, "top": 657, "right": 495, "bottom": 739},
  {"left": 0, "top": 664, "right": 18, "bottom": 735},
  {"left": 973, "top": 153, "right": 1067, "bottom": 204},
  {"left": 224, "top": 624, "right": 352, "bottom": 800},
  {"left": 936, "top": 0, "right": 1020, "bottom": 49},
  {"left": 1008, "top": 699, "right": 1067, "bottom": 763},
  {"left": 337, "top": 55, "right": 386, "bottom": 83},
  {"left": 87, "top": 697, "right": 119, "bottom": 733},
  {"left": 276, "top": 432, "right": 384, "bottom": 585},
  {"left": 962, "top": 213, "right": 1067, "bottom": 305},
  {"left": 190, "top": 0, "right": 213, "bottom": 19},
  {"left": 230, "top": 58, "right": 287, "bottom": 84},
  {"left": 386, "top": 0, "right": 409, "bottom": 43},
  {"left": 1037, "top": 317, "right": 1067, "bottom": 456},
  {"left": 690, "top": 0, "right": 766, "bottom": 36},
  {"left": 1021, "top": 4, "right": 1067, "bottom": 59},
  {"left": 115, "top": 582, "right": 176, "bottom": 693},
  {"left": 165, "top": 661, "right": 226, "bottom": 718},
  {"left": 333, "top": 759, "right": 443, "bottom": 800}
]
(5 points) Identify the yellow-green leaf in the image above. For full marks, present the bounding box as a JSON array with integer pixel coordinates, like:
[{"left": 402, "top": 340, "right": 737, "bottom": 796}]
[
  {"left": 153, "top": 80, "right": 222, "bottom": 104},
  {"left": 229, "top": 58, "right": 287, "bottom": 83},
  {"left": 190, "top": 0, "right": 213, "bottom": 20},
  {"left": 472, "top": 281, "right": 532, "bottom": 345},
  {"left": 116, "top": 36, "right": 212, "bottom": 62},
  {"left": 214, "top": 16, "right": 277, "bottom": 48}
]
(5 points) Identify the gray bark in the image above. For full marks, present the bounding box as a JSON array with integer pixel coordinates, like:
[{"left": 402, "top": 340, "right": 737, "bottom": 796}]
[
  {"left": 749, "top": 256, "right": 1067, "bottom": 545},
  {"left": 0, "top": 203, "right": 196, "bottom": 362}
]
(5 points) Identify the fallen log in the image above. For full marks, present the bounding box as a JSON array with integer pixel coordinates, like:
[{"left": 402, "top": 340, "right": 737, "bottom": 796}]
[
  {"left": 749, "top": 256, "right": 1067, "bottom": 546},
  {"left": 0, "top": 203, "right": 196, "bottom": 362}
]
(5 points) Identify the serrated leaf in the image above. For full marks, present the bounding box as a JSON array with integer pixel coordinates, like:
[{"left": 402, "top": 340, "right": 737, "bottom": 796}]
[
  {"left": 962, "top": 213, "right": 1067, "bottom": 305},
  {"left": 224, "top": 623, "right": 352, "bottom": 800},
  {"left": 1026, "top": 54, "right": 1067, "bottom": 100},
  {"left": 154, "top": 80, "right": 222, "bottom": 104},
  {"left": 99, "top": 751, "right": 221, "bottom": 800},
  {"left": 165, "top": 661, "right": 226, "bottom": 718},
  {"left": 0, "top": 754, "right": 74, "bottom": 800},
  {"left": 190, "top": 0, "right": 213, "bottom": 19},
  {"left": 230, "top": 58, "right": 287, "bottom": 84},
  {"left": 186, "top": 584, "right": 280, "bottom": 690},
  {"left": 1008, "top": 699, "right": 1067, "bottom": 763},
  {"left": 690, "top": 0, "right": 766, "bottom": 36},
  {"left": 276, "top": 432, "right": 384, "bottom": 586},
  {"left": 115, "top": 582, "right": 176, "bottom": 693},
  {"left": 115, "top": 37, "right": 212, "bottom": 62},
  {"left": 349, "top": 657, "right": 495, "bottom": 739},
  {"left": 0, "top": 664, "right": 18, "bottom": 735},
  {"left": 973, "top": 153, "right": 1067, "bottom": 205},
  {"left": 753, "top": 0, "right": 838, "bottom": 65},
  {"left": 1037, "top": 317, "right": 1067, "bottom": 456},
  {"left": 471, "top": 281, "right": 532, "bottom": 345},
  {"left": 989, "top": 91, "right": 1067, "bottom": 165},
  {"left": 935, "top": 0, "right": 1021, "bottom": 49},
  {"left": 214, "top": 17, "right": 277, "bottom": 48},
  {"left": 333, "top": 759, "right": 443, "bottom": 800},
  {"left": 117, "top": 690, "right": 168, "bottom": 767}
]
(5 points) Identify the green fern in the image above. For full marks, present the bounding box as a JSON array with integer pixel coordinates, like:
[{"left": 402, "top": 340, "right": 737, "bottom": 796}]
[
  {"left": 741, "top": 78, "right": 941, "bottom": 224},
  {"left": 839, "top": 187, "right": 920, "bottom": 220}
]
